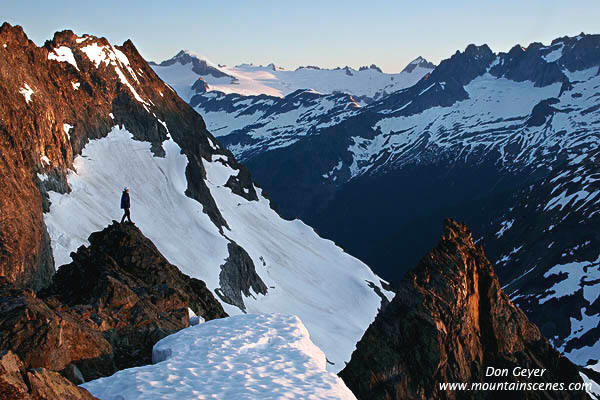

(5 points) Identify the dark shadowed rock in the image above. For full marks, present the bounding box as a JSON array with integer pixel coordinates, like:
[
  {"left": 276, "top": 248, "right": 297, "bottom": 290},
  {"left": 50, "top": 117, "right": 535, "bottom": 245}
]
[
  {"left": 359, "top": 64, "right": 384, "bottom": 73},
  {"left": 41, "top": 221, "right": 227, "bottom": 371},
  {"left": 191, "top": 77, "right": 209, "bottom": 94},
  {"left": 490, "top": 44, "right": 567, "bottom": 87},
  {"left": 526, "top": 98, "right": 561, "bottom": 127},
  {"left": 339, "top": 219, "right": 588, "bottom": 400},
  {"left": 216, "top": 241, "right": 267, "bottom": 311}
]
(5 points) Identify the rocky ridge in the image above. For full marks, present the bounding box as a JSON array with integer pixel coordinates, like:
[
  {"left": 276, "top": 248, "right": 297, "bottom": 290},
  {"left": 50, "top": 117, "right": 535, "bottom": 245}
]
[
  {"left": 0, "top": 222, "right": 226, "bottom": 382},
  {"left": 339, "top": 219, "right": 588, "bottom": 400},
  {"left": 151, "top": 51, "right": 435, "bottom": 102}
]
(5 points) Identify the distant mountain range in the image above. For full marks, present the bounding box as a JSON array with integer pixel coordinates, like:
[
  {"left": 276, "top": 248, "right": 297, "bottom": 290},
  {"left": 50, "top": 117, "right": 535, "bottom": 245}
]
[
  {"left": 153, "top": 32, "right": 600, "bottom": 373},
  {"left": 149, "top": 50, "right": 435, "bottom": 103}
]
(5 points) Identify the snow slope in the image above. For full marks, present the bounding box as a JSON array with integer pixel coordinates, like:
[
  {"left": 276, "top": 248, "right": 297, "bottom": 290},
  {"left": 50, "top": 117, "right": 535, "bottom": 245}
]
[
  {"left": 82, "top": 314, "right": 357, "bottom": 400},
  {"left": 150, "top": 51, "right": 434, "bottom": 102},
  {"left": 488, "top": 145, "right": 600, "bottom": 368},
  {"left": 43, "top": 126, "right": 392, "bottom": 373}
]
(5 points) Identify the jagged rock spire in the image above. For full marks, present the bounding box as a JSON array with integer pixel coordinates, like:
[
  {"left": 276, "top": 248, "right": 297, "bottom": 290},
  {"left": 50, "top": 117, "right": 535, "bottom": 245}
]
[{"left": 340, "top": 219, "right": 588, "bottom": 400}]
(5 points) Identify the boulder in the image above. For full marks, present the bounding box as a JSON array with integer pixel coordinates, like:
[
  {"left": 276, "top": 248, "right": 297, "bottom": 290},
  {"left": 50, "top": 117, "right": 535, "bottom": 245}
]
[
  {"left": 0, "top": 350, "right": 98, "bottom": 400},
  {"left": 0, "top": 278, "right": 114, "bottom": 381}
]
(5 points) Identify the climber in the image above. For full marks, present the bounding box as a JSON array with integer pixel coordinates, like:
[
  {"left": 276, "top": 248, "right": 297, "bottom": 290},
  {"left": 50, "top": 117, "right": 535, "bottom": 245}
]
[{"left": 120, "top": 187, "right": 132, "bottom": 223}]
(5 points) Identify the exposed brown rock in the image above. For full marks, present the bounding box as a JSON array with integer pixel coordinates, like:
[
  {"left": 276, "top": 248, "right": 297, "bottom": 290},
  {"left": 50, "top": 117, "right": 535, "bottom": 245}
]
[
  {"left": 339, "top": 219, "right": 589, "bottom": 400},
  {"left": 26, "top": 368, "right": 99, "bottom": 400},
  {"left": 0, "top": 350, "right": 98, "bottom": 400},
  {"left": 0, "top": 278, "right": 114, "bottom": 381},
  {"left": 0, "top": 350, "right": 30, "bottom": 399}
]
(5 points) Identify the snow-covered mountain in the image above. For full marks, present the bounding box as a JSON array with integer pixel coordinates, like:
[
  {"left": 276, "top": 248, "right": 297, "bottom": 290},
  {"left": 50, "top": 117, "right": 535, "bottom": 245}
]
[
  {"left": 484, "top": 147, "right": 600, "bottom": 369},
  {"left": 3, "top": 18, "right": 600, "bottom": 399},
  {"left": 190, "top": 89, "right": 361, "bottom": 161},
  {"left": 154, "top": 32, "right": 600, "bottom": 371},
  {"left": 44, "top": 126, "right": 392, "bottom": 372},
  {"left": 149, "top": 50, "right": 435, "bottom": 103},
  {"left": 0, "top": 22, "right": 392, "bottom": 379}
]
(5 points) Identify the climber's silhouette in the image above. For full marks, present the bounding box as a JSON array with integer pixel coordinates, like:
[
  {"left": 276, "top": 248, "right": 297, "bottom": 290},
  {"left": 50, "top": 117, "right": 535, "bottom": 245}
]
[{"left": 120, "top": 187, "right": 132, "bottom": 223}]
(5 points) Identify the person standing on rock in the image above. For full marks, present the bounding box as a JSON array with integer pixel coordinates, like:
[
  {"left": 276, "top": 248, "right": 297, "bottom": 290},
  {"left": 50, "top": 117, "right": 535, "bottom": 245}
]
[{"left": 120, "top": 187, "right": 132, "bottom": 223}]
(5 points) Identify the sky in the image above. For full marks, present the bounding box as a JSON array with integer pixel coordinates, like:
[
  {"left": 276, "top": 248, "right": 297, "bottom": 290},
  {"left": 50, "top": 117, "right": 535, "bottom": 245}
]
[{"left": 2, "top": 1, "right": 599, "bottom": 73}]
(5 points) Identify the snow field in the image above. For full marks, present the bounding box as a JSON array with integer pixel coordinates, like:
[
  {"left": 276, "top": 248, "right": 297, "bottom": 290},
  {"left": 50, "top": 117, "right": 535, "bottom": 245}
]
[{"left": 82, "top": 314, "right": 357, "bottom": 400}]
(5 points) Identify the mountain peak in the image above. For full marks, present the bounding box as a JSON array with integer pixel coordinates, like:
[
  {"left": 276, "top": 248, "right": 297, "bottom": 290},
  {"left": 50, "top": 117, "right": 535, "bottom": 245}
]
[
  {"left": 359, "top": 64, "right": 383, "bottom": 73},
  {"left": 152, "top": 49, "right": 231, "bottom": 79},
  {"left": 401, "top": 56, "right": 436, "bottom": 73},
  {"left": 175, "top": 49, "right": 206, "bottom": 60},
  {"left": 464, "top": 43, "right": 494, "bottom": 58},
  {"left": 169, "top": 49, "right": 212, "bottom": 65},
  {"left": 340, "top": 219, "right": 587, "bottom": 399},
  {"left": 150, "top": 49, "right": 214, "bottom": 67}
]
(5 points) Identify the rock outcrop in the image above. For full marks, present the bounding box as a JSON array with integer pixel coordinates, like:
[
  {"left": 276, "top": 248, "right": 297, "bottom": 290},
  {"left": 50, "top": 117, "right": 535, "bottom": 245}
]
[
  {"left": 0, "top": 278, "right": 115, "bottom": 381},
  {"left": 216, "top": 241, "right": 268, "bottom": 311},
  {"left": 42, "top": 222, "right": 228, "bottom": 372},
  {"left": 0, "top": 350, "right": 98, "bottom": 400},
  {"left": 339, "top": 219, "right": 588, "bottom": 400},
  {"left": 0, "top": 222, "right": 226, "bottom": 382}
]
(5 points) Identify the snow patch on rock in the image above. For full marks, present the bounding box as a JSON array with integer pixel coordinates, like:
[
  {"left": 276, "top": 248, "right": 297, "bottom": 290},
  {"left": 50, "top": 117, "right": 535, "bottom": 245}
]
[
  {"left": 63, "top": 123, "right": 73, "bottom": 140},
  {"left": 48, "top": 46, "right": 79, "bottom": 70},
  {"left": 19, "top": 83, "right": 34, "bottom": 104}
]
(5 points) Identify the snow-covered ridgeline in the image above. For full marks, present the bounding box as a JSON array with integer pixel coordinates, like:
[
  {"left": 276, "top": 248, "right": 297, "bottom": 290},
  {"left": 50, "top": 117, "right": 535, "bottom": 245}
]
[
  {"left": 151, "top": 51, "right": 434, "bottom": 101},
  {"left": 164, "top": 65, "right": 600, "bottom": 186},
  {"left": 342, "top": 67, "right": 599, "bottom": 180},
  {"left": 82, "top": 314, "right": 357, "bottom": 400},
  {"left": 43, "top": 126, "right": 392, "bottom": 373},
  {"left": 194, "top": 90, "right": 361, "bottom": 161}
]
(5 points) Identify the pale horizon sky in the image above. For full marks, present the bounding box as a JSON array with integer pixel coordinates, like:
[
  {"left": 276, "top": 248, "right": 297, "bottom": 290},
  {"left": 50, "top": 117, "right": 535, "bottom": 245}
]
[{"left": 2, "top": 1, "right": 599, "bottom": 73}]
